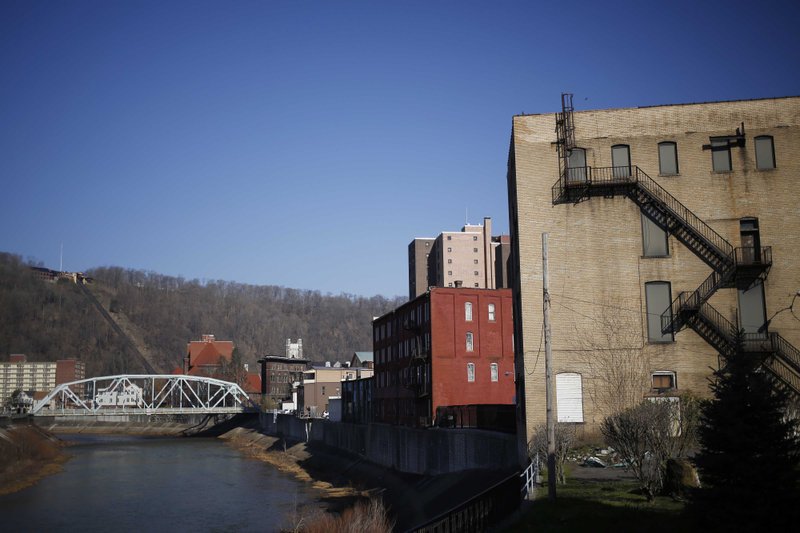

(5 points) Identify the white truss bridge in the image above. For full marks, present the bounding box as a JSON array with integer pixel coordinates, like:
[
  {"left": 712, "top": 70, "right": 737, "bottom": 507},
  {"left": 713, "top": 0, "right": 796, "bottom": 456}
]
[{"left": 32, "top": 374, "right": 259, "bottom": 416}]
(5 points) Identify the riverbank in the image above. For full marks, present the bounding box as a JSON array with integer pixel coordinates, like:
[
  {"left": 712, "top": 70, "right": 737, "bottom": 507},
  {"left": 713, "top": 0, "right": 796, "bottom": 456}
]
[
  {"left": 219, "top": 426, "right": 369, "bottom": 513},
  {"left": 219, "top": 425, "right": 517, "bottom": 531},
  {"left": 0, "top": 424, "right": 69, "bottom": 496}
]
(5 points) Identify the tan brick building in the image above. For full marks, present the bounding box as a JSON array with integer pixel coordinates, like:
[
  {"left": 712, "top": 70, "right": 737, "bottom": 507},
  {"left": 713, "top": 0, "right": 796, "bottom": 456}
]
[
  {"left": 408, "top": 217, "right": 512, "bottom": 299},
  {"left": 507, "top": 96, "right": 800, "bottom": 450}
]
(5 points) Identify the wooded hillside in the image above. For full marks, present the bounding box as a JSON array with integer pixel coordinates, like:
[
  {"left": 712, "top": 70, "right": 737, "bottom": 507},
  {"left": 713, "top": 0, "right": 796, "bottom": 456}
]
[{"left": 0, "top": 252, "right": 404, "bottom": 375}]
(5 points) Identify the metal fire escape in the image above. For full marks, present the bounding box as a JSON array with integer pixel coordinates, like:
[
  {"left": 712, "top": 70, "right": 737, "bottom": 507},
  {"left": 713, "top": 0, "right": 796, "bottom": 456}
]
[{"left": 550, "top": 94, "right": 800, "bottom": 396}]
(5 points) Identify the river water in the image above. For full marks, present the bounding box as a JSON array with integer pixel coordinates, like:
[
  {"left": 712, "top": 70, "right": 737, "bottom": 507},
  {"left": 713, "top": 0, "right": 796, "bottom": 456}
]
[{"left": 0, "top": 434, "right": 321, "bottom": 532}]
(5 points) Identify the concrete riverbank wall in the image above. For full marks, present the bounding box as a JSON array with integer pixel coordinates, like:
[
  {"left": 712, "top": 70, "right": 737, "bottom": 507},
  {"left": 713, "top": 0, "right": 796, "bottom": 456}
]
[{"left": 259, "top": 412, "right": 517, "bottom": 476}]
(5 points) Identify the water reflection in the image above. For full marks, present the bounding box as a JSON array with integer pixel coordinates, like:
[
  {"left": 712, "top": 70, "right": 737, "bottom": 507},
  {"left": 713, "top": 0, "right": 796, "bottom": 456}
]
[{"left": 0, "top": 434, "right": 319, "bottom": 532}]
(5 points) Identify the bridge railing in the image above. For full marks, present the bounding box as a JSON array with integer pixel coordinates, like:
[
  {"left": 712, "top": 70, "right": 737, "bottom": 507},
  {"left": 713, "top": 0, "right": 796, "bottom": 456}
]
[{"left": 32, "top": 374, "right": 258, "bottom": 416}]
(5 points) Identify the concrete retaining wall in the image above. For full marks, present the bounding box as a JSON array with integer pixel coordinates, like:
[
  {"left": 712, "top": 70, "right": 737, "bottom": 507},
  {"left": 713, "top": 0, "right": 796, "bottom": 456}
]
[{"left": 259, "top": 413, "right": 517, "bottom": 476}]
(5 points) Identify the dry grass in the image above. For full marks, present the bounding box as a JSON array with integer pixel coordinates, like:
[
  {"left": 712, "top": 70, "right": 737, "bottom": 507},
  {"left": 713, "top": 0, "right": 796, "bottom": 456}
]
[
  {"left": 0, "top": 425, "right": 68, "bottom": 496},
  {"left": 291, "top": 497, "right": 394, "bottom": 533},
  {"left": 222, "top": 429, "right": 363, "bottom": 500}
]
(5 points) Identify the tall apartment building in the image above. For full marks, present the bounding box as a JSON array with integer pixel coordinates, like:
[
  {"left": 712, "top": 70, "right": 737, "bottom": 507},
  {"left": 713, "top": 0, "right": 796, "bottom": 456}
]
[
  {"left": 507, "top": 95, "right": 800, "bottom": 454},
  {"left": 0, "top": 354, "right": 86, "bottom": 401},
  {"left": 373, "top": 287, "right": 515, "bottom": 427},
  {"left": 408, "top": 217, "right": 512, "bottom": 299}
]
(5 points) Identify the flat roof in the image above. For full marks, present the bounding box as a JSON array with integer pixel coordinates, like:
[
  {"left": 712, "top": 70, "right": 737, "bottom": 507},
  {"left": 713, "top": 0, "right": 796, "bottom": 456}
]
[{"left": 514, "top": 95, "right": 800, "bottom": 118}]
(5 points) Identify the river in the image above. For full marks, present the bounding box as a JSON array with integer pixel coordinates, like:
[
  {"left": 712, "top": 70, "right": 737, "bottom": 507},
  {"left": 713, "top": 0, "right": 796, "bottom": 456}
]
[{"left": 0, "top": 434, "right": 321, "bottom": 532}]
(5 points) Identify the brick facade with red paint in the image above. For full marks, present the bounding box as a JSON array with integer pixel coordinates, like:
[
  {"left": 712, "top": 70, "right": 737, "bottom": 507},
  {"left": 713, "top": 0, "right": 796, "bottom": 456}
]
[{"left": 373, "top": 287, "right": 515, "bottom": 427}]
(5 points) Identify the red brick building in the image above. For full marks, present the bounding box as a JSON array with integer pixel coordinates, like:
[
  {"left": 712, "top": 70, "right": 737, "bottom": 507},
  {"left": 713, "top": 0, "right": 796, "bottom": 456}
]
[
  {"left": 178, "top": 335, "right": 261, "bottom": 398},
  {"left": 373, "top": 287, "right": 515, "bottom": 427},
  {"left": 183, "top": 334, "right": 234, "bottom": 376}
]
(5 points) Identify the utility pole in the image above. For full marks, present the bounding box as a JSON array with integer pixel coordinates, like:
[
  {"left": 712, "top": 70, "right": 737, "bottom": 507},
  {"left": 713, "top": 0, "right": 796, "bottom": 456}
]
[{"left": 543, "top": 232, "right": 556, "bottom": 500}]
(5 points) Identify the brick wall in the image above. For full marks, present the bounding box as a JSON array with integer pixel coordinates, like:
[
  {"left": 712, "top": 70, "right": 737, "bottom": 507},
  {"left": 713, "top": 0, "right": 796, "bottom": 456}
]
[{"left": 509, "top": 96, "right": 800, "bottom": 443}]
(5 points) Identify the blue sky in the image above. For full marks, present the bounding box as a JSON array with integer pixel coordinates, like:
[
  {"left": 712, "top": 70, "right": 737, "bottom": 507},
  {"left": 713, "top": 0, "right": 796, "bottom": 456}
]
[{"left": 1, "top": 1, "right": 798, "bottom": 297}]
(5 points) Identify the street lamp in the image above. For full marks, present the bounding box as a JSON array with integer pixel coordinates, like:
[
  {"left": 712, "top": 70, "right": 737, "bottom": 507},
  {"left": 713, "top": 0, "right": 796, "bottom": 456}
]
[{"left": 758, "top": 290, "right": 800, "bottom": 334}]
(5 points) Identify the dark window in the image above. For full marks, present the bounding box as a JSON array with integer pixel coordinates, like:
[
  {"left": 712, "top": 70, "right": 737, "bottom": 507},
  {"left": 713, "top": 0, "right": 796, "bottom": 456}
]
[
  {"left": 738, "top": 281, "right": 767, "bottom": 337},
  {"left": 658, "top": 142, "right": 679, "bottom": 175},
  {"left": 711, "top": 139, "right": 731, "bottom": 172},
  {"left": 645, "top": 281, "right": 673, "bottom": 343},
  {"left": 739, "top": 218, "right": 761, "bottom": 264},
  {"left": 755, "top": 136, "right": 776, "bottom": 170},
  {"left": 641, "top": 212, "right": 669, "bottom": 257},
  {"left": 612, "top": 144, "right": 631, "bottom": 178},
  {"left": 566, "top": 148, "right": 587, "bottom": 183},
  {"left": 652, "top": 372, "right": 676, "bottom": 390}
]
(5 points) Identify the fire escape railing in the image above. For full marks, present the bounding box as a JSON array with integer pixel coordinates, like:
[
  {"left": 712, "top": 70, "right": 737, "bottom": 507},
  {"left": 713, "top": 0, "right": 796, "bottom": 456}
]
[
  {"left": 662, "top": 247, "right": 772, "bottom": 335},
  {"left": 550, "top": 160, "right": 799, "bottom": 396},
  {"left": 690, "top": 302, "right": 800, "bottom": 393},
  {"left": 553, "top": 166, "right": 734, "bottom": 263}
]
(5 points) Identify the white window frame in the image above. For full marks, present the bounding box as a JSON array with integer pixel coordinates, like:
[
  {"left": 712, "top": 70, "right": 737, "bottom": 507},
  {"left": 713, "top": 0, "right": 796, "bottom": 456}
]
[
  {"left": 466, "top": 332, "right": 474, "bottom": 352},
  {"left": 488, "top": 303, "right": 496, "bottom": 321},
  {"left": 556, "top": 372, "right": 584, "bottom": 423},
  {"left": 490, "top": 363, "right": 498, "bottom": 382},
  {"left": 465, "top": 302, "right": 473, "bottom": 321},
  {"left": 467, "top": 363, "right": 475, "bottom": 383}
]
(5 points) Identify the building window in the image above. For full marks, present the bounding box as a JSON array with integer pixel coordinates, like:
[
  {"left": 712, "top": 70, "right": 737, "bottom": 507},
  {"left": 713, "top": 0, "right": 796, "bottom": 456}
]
[
  {"left": 611, "top": 144, "right": 631, "bottom": 178},
  {"left": 652, "top": 371, "right": 676, "bottom": 391},
  {"left": 447, "top": 235, "right": 452, "bottom": 240},
  {"left": 474, "top": 259, "right": 478, "bottom": 264},
  {"left": 641, "top": 212, "right": 669, "bottom": 257},
  {"left": 448, "top": 259, "right": 452, "bottom": 264},
  {"left": 467, "top": 363, "right": 475, "bottom": 382},
  {"left": 473, "top": 236, "right": 478, "bottom": 241},
  {"left": 474, "top": 283, "right": 479, "bottom": 287},
  {"left": 566, "top": 147, "right": 587, "bottom": 183},
  {"left": 473, "top": 248, "right": 478, "bottom": 253},
  {"left": 488, "top": 303, "right": 496, "bottom": 321},
  {"left": 556, "top": 373, "right": 584, "bottom": 422},
  {"left": 658, "top": 141, "right": 679, "bottom": 175},
  {"left": 466, "top": 332, "right": 474, "bottom": 352},
  {"left": 474, "top": 271, "right": 479, "bottom": 276},
  {"left": 465, "top": 302, "right": 473, "bottom": 321},
  {"left": 490, "top": 363, "right": 498, "bottom": 382},
  {"left": 711, "top": 139, "right": 731, "bottom": 172},
  {"left": 448, "top": 270, "right": 452, "bottom": 276},
  {"left": 645, "top": 281, "right": 674, "bottom": 343},
  {"left": 447, "top": 247, "right": 452, "bottom": 252},
  {"left": 755, "top": 135, "right": 776, "bottom": 170}
]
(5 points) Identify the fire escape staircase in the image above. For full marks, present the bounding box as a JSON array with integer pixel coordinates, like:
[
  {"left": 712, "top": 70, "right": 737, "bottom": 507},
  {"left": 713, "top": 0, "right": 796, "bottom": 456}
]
[{"left": 551, "top": 164, "right": 800, "bottom": 397}]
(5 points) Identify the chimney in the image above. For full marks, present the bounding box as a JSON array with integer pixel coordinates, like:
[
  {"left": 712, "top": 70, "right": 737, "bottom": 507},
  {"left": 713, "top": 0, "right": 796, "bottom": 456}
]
[{"left": 483, "top": 217, "right": 494, "bottom": 289}]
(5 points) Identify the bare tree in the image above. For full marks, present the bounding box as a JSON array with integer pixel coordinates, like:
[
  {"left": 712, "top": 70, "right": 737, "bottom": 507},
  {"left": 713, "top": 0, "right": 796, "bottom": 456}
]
[
  {"left": 601, "top": 396, "right": 699, "bottom": 501},
  {"left": 573, "top": 298, "right": 651, "bottom": 417},
  {"left": 528, "top": 422, "right": 577, "bottom": 484}
]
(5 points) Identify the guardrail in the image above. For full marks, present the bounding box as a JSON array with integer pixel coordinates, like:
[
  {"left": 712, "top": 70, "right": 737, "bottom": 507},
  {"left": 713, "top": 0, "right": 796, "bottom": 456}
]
[{"left": 407, "top": 470, "right": 521, "bottom": 532}]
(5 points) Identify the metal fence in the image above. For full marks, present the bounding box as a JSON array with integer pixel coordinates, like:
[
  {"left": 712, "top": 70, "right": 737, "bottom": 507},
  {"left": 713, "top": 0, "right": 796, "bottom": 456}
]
[{"left": 407, "top": 470, "right": 522, "bottom": 533}]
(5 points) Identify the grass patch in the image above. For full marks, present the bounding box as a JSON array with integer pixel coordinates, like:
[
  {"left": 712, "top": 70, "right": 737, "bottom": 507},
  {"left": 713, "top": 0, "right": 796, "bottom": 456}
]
[{"left": 510, "top": 477, "right": 696, "bottom": 532}]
